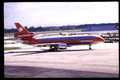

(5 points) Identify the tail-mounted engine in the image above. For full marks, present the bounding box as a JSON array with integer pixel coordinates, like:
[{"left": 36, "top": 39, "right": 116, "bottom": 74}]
[{"left": 14, "top": 32, "right": 35, "bottom": 40}]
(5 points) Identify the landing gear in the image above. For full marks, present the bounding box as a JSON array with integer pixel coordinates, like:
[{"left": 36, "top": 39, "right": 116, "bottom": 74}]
[
  {"left": 89, "top": 44, "right": 92, "bottom": 50},
  {"left": 49, "top": 44, "right": 67, "bottom": 51},
  {"left": 49, "top": 45, "right": 58, "bottom": 50}
]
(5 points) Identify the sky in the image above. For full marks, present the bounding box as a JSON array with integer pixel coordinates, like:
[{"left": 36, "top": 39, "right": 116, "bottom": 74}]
[{"left": 4, "top": 2, "right": 118, "bottom": 29}]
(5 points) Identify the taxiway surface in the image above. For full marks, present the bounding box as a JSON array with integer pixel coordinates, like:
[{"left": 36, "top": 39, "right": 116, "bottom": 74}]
[{"left": 4, "top": 43, "right": 119, "bottom": 78}]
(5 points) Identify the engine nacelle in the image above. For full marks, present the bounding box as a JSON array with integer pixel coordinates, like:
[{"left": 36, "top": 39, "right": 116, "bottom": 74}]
[
  {"left": 49, "top": 43, "right": 67, "bottom": 50},
  {"left": 58, "top": 44, "right": 67, "bottom": 49},
  {"left": 32, "top": 32, "right": 35, "bottom": 36},
  {"left": 14, "top": 32, "right": 35, "bottom": 40}
]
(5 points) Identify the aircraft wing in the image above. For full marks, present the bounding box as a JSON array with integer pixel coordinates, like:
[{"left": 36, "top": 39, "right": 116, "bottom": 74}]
[{"left": 32, "top": 43, "right": 67, "bottom": 49}]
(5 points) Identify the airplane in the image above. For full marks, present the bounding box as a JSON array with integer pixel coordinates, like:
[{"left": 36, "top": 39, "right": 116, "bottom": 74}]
[{"left": 14, "top": 23, "right": 104, "bottom": 50}]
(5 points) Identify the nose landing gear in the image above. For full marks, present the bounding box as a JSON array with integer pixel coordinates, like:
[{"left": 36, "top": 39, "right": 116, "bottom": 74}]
[{"left": 89, "top": 44, "right": 92, "bottom": 50}]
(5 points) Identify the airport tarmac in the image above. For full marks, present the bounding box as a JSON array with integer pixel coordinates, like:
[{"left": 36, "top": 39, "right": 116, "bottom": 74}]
[{"left": 4, "top": 43, "right": 119, "bottom": 78}]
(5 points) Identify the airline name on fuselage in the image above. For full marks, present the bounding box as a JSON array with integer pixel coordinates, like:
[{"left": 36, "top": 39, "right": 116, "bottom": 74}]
[
  {"left": 18, "top": 34, "right": 32, "bottom": 37},
  {"left": 80, "top": 40, "right": 93, "bottom": 42}
]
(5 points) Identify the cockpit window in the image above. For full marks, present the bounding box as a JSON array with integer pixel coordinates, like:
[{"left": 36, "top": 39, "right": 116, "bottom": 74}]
[{"left": 98, "top": 37, "right": 102, "bottom": 39}]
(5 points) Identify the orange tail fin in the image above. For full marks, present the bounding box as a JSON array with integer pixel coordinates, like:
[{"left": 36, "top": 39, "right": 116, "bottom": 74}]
[
  {"left": 14, "top": 23, "right": 39, "bottom": 44},
  {"left": 15, "top": 23, "right": 28, "bottom": 34},
  {"left": 14, "top": 23, "right": 34, "bottom": 41}
]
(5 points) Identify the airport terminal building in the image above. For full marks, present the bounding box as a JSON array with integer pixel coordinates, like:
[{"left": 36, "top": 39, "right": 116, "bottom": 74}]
[{"left": 81, "top": 23, "right": 118, "bottom": 32}]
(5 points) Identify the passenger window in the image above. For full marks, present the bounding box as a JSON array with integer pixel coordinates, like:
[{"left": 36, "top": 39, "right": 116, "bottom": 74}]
[{"left": 90, "top": 37, "right": 93, "bottom": 39}]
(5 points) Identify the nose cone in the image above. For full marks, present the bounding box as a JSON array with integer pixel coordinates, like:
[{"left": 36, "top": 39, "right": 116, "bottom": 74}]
[
  {"left": 100, "top": 38, "right": 104, "bottom": 42},
  {"left": 94, "top": 38, "right": 104, "bottom": 42}
]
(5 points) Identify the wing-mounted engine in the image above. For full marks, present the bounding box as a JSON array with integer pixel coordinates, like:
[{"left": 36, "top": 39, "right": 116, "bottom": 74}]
[{"left": 58, "top": 44, "right": 67, "bottom": 49}]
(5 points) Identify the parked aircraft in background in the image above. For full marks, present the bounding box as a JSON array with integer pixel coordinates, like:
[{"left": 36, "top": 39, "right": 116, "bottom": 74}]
[{"left": 14, "top": 23, "right": 104, "bottom": 50}]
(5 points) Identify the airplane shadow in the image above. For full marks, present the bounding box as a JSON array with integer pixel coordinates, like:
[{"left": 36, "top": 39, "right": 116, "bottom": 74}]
[
  {"left": 4, "top": 49, "right": 94, "bottom": 56},
  {"left": 5, "top": 65, "right": 119, "bottom": 78}
]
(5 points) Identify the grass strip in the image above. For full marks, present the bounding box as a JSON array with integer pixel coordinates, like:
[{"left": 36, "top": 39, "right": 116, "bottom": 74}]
[{"left": 4, "top": 47, "right": 21, "bottom": 50}]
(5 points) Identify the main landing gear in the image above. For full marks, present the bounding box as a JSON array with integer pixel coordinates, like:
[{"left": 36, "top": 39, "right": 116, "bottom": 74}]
[{"left": 49, "top": 45, "right": 58, "bottom": 51}]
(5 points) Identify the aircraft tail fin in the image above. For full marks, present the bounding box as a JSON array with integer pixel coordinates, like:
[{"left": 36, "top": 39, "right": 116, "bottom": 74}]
[
  {"left": 14, "top": 23, "right": 35, "bottom": 44},
  {"left": 15, "top": 23, "right": 29, "bottom": 34}
]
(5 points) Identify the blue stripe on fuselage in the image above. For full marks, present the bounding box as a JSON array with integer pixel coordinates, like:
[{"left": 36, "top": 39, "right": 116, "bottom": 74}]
[{"left": 36, "top": 36, "right": 98, "bottom": 41}]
